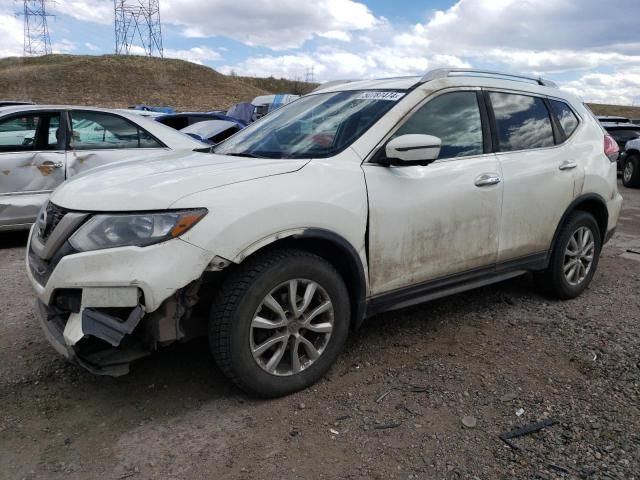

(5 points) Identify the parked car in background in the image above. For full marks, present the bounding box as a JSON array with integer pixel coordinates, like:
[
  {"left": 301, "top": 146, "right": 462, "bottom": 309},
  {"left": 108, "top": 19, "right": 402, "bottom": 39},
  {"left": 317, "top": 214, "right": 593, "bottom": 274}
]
[
  {"left": 597, "top": 115, "right": 630, "bottom": 124},
  {"left": 599, "top": 121, "right": 640, "bottom": 172},
  {"left": 180, "top": 119, "right": 242, "bottom": 144},
  {"left": 251, "top": 94, "right": 299, "bottom": 120},
  {"left": 156, "top": 112, "right": 247, "bottom": 130},
  {"left": 0, "top": 105, "right": 207, "bottom": 230},
  {"left": 27, "top": 69, "right": 621, "bottom": 397},
  {"left": 620, "top": 137, "right": 640, "bottom": 187},
  {"left": 0, "top": 101, "right": 35, "bottom": 107}
]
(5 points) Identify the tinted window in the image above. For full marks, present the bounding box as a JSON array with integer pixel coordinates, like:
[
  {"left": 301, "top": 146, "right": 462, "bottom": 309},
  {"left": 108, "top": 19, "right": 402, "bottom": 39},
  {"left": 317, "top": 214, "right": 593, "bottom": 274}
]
[
  {"left": 490, "top": 92, "right": 555, "bottom": 151},
  {"left": 0, "top": 113, "right": 61, "bottom": 152},
  {"left": 394, "top": 91, "right": 484, "bottom": 159},
  {"left": 70, "top": 111, "right": 162, "bottom": 150},
  {"left": 608, "top": 128, "right": 640, "bottom": 148},
  {"left": 549, "top": 100, "right": 579, "bottom": 138}
]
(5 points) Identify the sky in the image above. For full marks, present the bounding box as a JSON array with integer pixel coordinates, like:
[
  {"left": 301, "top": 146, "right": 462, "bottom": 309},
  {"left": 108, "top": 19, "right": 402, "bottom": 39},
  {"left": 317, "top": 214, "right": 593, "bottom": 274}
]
[{"left": 1, "top": 0, "right": 640, "bottom": 105}]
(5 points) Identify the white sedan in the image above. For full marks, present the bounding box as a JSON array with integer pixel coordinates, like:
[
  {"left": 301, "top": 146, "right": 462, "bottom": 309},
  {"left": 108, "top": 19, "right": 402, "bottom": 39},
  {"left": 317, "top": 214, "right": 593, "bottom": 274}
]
[{"left": 0, "top": 105, "right": 208, "bottom": 231}]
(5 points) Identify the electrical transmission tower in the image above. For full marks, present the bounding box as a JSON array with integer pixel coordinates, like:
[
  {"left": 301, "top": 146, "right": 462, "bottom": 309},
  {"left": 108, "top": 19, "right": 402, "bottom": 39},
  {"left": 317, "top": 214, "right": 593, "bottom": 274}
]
[
  {"left": 114, "top": 0, "right": 163, "bottom": 57},
  {"left": 19, "top": 0, "right": 53, "bottom": 56}
]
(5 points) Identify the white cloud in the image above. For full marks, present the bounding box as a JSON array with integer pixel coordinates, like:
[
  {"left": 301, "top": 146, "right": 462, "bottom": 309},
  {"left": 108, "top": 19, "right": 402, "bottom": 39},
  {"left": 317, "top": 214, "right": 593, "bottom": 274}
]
[
  {"left": 0, "top": 14, "right": 24, "bottom": 58},
  {"left": 162, "top": 0, "right": 381, "bottom": 50},
  {"left": 54, "top": 0, "right": 113, "bottom": 25},
  {"left": 85, "top": 42, "right": 100, "bottom": 51},
  {"left": 52, "top": 39, "right": 77, "bottom": 53},
  {"left": 126, "top": 45, "right": 222, "bottom": 65},
  {"left": 318, "top": 31, "right": 352, "bottom": 42},
  {"left": 562, "top": 69, "right": 640, "bottom": 106}
]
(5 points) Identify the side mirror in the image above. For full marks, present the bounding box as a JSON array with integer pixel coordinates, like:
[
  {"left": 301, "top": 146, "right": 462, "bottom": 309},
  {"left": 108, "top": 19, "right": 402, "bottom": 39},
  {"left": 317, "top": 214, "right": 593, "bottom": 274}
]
[{"left": 384, "top": 134, "right": 441, "bottom": 166}]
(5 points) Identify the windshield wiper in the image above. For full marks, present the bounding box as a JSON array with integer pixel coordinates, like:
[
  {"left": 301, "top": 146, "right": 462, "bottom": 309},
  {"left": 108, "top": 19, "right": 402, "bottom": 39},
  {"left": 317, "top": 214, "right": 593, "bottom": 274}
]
[{"left": 221, "top": 151, "right": 266, "bottom": 158}]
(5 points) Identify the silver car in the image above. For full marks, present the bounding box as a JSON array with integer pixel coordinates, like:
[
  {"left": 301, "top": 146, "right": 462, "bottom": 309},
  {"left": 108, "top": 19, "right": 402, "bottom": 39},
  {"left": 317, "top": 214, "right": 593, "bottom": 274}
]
[{"left": 0, "top": 105, "right": 207, "bottom": 230}]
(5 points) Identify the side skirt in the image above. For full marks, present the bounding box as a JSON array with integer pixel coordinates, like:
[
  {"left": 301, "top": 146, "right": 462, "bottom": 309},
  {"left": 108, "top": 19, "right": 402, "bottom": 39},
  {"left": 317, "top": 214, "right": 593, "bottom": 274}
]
[{"left": 365, "top": 252, "right": 547, "bottom": 317}]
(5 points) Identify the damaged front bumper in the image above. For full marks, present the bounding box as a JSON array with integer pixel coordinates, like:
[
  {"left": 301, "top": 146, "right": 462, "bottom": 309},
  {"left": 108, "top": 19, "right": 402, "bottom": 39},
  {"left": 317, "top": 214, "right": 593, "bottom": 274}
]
[
  {"left": 26, "top": 206, "right": 219, "bottom": 376},
  {"left": 35, "top": 300, "right": 150, "bottom": 376}
]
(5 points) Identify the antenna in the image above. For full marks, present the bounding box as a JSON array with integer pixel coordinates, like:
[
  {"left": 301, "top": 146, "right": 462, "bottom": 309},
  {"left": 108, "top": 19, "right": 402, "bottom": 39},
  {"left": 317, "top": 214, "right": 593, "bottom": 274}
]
[
  {"left": 18, "top": 0, "right": 54, "bottom": 56},
  {"left": 114, "top": 0, "right": 163, "bottom": 57}
]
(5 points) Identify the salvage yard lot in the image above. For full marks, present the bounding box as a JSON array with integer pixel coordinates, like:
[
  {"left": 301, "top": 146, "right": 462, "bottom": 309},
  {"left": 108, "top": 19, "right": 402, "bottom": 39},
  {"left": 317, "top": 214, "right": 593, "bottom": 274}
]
[{"left": 1, "top": 182, "right": 639, "bottom": 480}]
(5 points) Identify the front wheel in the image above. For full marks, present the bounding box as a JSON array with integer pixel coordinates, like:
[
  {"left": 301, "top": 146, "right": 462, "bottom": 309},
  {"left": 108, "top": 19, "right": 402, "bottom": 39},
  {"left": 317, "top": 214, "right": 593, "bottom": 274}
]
[
  {"left": 209, "top": 249, "right": 350, "bottom": 397},
  {"left": 537, "top": 211, "right": 602, "bottom": 299},
  {"left": 622, "top": 154, "right": 640, "bottom": 188}
]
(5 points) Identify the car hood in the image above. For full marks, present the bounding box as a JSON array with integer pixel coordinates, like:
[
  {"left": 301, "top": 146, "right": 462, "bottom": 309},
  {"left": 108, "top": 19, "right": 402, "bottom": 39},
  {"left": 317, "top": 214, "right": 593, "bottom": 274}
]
[{"left": 50, "top": 151, "right": 309, "bottom": 211}]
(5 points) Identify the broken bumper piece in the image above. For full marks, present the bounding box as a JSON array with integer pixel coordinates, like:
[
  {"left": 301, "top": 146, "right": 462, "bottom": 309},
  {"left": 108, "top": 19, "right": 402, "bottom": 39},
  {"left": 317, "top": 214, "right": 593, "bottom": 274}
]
[{"left": 36, "top": 300, "right": 150, "bottom": 376}]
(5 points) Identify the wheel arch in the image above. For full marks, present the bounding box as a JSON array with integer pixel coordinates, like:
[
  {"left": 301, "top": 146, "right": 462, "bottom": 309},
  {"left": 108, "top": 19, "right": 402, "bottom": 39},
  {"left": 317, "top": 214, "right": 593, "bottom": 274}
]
[
  {"left": 550, "top": 193, "right": 609, "bottom": 251},
  {"left": 233, "top": 228, "right": 368, "bottom": 330}
]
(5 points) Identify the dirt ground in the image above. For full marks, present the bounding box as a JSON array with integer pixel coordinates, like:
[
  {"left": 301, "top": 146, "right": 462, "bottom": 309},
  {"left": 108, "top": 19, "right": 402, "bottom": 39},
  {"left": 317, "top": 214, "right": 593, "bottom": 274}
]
[{"left": 1, "top": 181, "right": 638, "bottom": 480}]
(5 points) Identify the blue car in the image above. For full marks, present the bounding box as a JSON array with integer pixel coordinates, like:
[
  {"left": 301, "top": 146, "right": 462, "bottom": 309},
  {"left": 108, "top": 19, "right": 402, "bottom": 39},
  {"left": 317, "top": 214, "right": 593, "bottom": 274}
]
[{"left": 156, "top": 112, "right": 247, "bottom": 130}]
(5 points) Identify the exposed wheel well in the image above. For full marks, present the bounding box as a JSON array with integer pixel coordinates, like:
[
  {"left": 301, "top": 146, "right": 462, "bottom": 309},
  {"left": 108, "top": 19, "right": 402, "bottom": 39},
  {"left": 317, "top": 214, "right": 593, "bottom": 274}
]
[
  {"left": 556, "top": 195, "right": 609, "bottom": 246},
  {"left": 232, "top": 232, "right": 367, "bottom": 329}
]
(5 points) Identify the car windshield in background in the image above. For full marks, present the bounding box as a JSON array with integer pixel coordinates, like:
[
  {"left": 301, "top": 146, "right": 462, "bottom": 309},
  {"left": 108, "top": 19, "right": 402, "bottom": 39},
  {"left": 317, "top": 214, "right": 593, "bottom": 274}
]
[{"left": 214, "top": 90, "right": 405, "bottom": 159}]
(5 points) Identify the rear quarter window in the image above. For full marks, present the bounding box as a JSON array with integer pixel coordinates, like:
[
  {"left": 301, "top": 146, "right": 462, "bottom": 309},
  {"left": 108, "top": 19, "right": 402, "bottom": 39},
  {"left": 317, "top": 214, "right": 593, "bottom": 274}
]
[
  {"left": 549, "top": 99, "right": 580, "bottom": 138},
  {"left": 489, "top": 92, "right": 555, "bottom": 152}
]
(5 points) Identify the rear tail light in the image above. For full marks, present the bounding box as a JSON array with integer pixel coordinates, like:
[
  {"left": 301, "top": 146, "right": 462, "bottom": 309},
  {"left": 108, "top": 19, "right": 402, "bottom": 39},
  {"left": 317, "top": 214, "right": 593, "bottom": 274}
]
[{"left": 604, "top": 134, "right": 619, "bottom": 162}]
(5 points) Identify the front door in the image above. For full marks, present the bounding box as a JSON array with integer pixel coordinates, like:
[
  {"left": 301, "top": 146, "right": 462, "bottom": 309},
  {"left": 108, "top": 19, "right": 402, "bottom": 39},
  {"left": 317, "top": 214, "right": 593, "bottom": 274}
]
[
  {"left": 0, "top": 110, "right": 65, "bottom": 228},
  {"left": 364, "top": 90, "right": 503, "bottom": 295}
]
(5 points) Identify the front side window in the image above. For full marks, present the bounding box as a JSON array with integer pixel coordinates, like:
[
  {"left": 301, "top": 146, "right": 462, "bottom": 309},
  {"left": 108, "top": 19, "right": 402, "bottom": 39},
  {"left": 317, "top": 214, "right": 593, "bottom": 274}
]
[
  {"left": 214, "top": 90, "right": 404, "bottom": 159},
  {"left": 549, "top": 99, "right": 579, "bottom": 138},
  {"left": 0, "top": 112, "right": 61, "bottom": 152},
  {"left": 489, "top": 92, "right": 555, "bottom": 152},
  {"left": 393, "top": 91, "right": 484, "bottom": 159},
  {"left": 70, "top": 111, "right": 162, "bottom": 150}
]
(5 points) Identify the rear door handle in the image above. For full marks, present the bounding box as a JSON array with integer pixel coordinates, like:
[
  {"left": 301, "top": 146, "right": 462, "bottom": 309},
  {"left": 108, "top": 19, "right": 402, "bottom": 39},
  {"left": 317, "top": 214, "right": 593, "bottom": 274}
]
[
  {"left": 474, "top": 173, "right": 501, "bottom": 187},
  {"left": 52, "top": 162, "right": 64, "bottom": 168},
  {"left": 559, "top": 160, "right": 577, "bottom": 170}
]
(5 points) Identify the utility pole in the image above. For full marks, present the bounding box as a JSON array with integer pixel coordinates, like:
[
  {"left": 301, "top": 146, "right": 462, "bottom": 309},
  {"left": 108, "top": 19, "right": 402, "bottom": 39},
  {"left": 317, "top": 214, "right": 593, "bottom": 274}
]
[
  {"left": 114, "top": 0, "right": 163, "bottom": 57},
  {"left": 18, "top": 0, "right": 53, "bottom": 56}
]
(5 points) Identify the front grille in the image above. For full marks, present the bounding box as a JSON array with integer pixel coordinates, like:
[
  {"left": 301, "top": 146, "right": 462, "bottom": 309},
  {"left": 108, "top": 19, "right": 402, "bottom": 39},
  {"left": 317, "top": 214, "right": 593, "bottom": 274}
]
[{"left": 39, "top": 202, "right": 68, "bottom": 242}]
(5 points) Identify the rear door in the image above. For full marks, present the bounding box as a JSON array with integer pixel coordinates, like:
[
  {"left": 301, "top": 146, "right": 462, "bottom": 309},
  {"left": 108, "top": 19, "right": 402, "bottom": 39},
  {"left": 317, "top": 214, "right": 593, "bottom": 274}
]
[
  {"left": 0, "top": 110, "right": 65, "bottom": 228},
  {"left": 66, "top": 110, "right": 168, "bottom": 177},
  {"left": 488, "top": 91, "right": 582, "bottom": 263}
]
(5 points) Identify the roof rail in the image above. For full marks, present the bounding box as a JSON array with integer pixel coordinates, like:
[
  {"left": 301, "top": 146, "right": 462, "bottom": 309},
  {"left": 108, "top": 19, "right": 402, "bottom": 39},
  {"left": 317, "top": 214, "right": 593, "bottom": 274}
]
[
  {"left": 311, "top": 79, "right": 356, "bottom": 93},
  {"left": 421, "top": 68, "right": 557, "bottom": 88}
]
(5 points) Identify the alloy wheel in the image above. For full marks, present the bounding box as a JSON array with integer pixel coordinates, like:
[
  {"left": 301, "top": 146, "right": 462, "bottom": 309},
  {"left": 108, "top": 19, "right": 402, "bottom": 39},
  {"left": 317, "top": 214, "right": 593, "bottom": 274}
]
[
  {"left": 563, "top": 226, "right": 595, "bottom": 286},
  {"left": 250, "top": 279, "right": 334, "bottom": 376}
]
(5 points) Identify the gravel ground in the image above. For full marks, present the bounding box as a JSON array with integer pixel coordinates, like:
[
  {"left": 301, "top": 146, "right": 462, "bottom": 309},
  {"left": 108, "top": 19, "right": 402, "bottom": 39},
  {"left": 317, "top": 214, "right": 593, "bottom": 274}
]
[{"left": 1, "top": 181, "right": 638, "bottom": 480}]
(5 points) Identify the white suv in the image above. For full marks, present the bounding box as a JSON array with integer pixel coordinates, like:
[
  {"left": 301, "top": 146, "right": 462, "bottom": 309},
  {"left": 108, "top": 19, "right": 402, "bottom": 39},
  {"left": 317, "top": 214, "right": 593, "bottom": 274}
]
[{"left": 27, "top": 69, "right": 622, "bottom": 397}]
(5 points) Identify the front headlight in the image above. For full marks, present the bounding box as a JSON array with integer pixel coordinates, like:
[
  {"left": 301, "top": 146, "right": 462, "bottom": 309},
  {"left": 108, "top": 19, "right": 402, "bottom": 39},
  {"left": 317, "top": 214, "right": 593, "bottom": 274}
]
[{"left": 68, "top": 209, "right": 207, "bottom": 252}]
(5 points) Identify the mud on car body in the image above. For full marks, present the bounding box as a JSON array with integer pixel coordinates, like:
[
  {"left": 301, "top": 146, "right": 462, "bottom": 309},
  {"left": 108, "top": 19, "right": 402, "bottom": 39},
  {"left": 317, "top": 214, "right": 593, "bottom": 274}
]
[{"left": 27, "top": 69, "right": 622, "bottom": 397}]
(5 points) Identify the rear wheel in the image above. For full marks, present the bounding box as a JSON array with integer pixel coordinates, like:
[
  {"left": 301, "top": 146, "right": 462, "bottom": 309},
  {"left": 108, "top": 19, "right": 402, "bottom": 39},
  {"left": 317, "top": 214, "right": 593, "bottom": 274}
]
[
  {"left": 622, "top": 154, "right": 640, "bottom": 188},
  {"left": 209, "top": 249, "right": 350, "bottom": 397},
  {"left": 537, "top": 211, "right": 601, "bottom": 299}
]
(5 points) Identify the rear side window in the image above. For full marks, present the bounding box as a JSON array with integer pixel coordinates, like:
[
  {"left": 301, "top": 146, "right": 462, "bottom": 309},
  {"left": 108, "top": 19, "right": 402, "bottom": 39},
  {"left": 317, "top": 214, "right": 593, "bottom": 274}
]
[
  {"left": 0, "top": 112, "right": 61, "bottom": 152},
  {"left": 489, "top": 92, "right": 555, "bottom": 152},
  {"left": 394, "top": 91, "right": 484, "bottom": 159},
  {"left": 70, "top": 111, "right": 163, "bottom": 150},
  {"left": 549, "top": 100, "right": 579, "bottom": 137}
]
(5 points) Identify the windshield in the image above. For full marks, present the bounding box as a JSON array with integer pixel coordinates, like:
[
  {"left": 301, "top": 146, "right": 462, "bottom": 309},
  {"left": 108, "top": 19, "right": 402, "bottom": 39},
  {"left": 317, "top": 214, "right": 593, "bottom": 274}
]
[{"left": 214, "top": 90, "right": 405, "bottom": 159}]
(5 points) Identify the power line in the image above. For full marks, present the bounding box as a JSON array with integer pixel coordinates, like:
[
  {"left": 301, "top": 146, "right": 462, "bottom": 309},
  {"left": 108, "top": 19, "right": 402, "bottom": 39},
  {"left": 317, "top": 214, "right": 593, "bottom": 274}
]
[
  {"left": 114, "top": 0, "right": 163, "bottom": 57},
  {"left": 18, "top": 0, "right": 54, "bottom": 56}
]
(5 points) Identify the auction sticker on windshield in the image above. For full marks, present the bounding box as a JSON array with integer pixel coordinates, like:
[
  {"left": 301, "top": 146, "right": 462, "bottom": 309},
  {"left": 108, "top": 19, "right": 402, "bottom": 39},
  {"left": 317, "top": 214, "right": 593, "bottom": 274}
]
[{"left": 355, "top": 91, "right": 405, "bottom": 101}]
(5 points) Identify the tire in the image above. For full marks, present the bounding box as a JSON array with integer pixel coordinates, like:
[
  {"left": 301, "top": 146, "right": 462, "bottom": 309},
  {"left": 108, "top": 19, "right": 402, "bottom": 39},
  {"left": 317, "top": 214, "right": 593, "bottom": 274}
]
[
  {"left": 622, "top": 154, "right": 640, "bottom": 188},
  {"left": 209, "top": 248, "right": 350, "bottom": 397},
  {"left": 537, "top": 211, "right": 601, "bottom": 299}
]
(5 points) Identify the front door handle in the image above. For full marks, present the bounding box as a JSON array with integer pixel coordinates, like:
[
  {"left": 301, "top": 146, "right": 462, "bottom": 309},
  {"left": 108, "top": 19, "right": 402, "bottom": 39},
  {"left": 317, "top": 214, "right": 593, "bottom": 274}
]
[
  {"left": 52, "top": 162, "right": 64, "bottom": 168},
  {"left": 474, "top": 173, "right": 501, "bottom": 187},
  {"left": 559, "top": 160, "right": 577, "bottom": 171}
]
